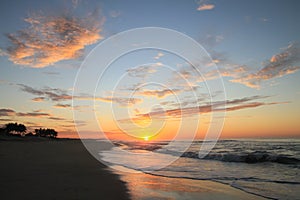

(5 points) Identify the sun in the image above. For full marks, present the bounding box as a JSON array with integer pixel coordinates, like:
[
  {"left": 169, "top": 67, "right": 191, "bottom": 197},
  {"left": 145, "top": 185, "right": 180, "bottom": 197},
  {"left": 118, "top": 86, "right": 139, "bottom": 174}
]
[{"left": 143, "top": 136, "right": 149, "bottom": 141}]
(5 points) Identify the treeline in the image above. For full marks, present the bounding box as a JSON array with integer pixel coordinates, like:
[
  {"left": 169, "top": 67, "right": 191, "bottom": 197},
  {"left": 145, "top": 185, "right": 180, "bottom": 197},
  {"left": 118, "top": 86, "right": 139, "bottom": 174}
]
[
  {"left": 34, "top": 128, "right": 57, "bottom": 138},
  {"left": 0, "top": 122, "right": 58, "bottom": 138}
]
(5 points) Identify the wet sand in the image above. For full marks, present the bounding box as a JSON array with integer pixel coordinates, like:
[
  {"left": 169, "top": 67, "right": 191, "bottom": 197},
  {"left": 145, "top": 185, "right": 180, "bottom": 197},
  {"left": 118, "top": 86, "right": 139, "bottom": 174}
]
[
  {"left": 113, "top": 166, "right": 267, "bottom": 200},
  {"left": 0, "top": 138, "right": 129, "bottom": 200}
]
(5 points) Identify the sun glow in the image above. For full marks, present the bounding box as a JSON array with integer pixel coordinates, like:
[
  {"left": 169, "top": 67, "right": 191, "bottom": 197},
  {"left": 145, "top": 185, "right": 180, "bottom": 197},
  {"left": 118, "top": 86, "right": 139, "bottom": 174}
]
[{"left": 143, "top": 136, "right": 149, "bottom": 141}]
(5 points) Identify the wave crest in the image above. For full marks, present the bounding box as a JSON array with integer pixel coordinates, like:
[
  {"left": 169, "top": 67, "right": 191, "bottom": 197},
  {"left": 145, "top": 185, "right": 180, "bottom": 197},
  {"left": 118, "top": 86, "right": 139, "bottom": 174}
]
[{"left": 182, "top": 151, "right": 300, "bottom": 164}]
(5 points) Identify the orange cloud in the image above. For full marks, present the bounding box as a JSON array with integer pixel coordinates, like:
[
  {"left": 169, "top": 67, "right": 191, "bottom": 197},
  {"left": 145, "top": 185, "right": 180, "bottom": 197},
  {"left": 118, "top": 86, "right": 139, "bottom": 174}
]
[
  {"left": 96, "top": 97, "right": 143, "bottom": 107},
  {"left": 154, "top": 52, "right": 164, "bottom": 60},
  {"left": 247, "top": 43, "right": 299, "bottom": 87},
  {"left": 197, "top": 4, "right": 215, "bottom": 11},
  {"left": 138, "top": 88, "right": 180, "bottom": 98},
  {"left": 32, "top": 97, "right": 45, "bottom": 102},
  {"left": 217, "top": 43, "right": 300, "bottom": 88},
  {"left": 53, "top": 103, "right": 71, "bottom": 108},
  {"left": 6, "top": 11, "right": 104, "bottom": 68}
]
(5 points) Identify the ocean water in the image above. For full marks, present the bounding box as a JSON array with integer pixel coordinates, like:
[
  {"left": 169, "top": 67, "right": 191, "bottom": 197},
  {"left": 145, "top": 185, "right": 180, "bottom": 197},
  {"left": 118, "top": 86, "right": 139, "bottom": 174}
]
[{"left": 100, "top": 139, "right": 300, "bottom": 200}]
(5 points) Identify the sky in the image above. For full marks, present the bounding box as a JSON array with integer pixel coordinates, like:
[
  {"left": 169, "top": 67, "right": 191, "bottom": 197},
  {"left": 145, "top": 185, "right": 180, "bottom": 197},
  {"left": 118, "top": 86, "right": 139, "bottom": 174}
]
[{"left": 0, "top": 0, "right": 299, "bottom": 140}]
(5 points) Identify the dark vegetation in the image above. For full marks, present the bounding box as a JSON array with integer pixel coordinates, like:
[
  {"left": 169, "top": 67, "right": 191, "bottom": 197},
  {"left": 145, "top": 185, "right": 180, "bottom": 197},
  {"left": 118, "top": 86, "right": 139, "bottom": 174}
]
[{"left": 0, "top": 122, "right": 58, "bottom": 138}]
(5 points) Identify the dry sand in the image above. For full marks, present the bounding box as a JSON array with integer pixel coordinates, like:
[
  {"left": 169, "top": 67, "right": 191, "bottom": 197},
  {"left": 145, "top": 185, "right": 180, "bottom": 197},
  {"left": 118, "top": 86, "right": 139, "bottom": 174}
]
[{"left": 0, "top": 138, "right": 129, "bottom": 200}]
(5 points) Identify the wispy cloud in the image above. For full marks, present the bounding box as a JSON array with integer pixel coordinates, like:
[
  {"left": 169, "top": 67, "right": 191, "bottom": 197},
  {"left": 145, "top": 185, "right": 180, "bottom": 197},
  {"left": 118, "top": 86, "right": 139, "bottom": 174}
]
[
  {"left": 0, "top": 108, "right": 50, "bottom": 118},
  {"left": 0, "top": 108, "right": 16, "bottom": 117},
  {"left": 18, "top": 84, "right": 72, "bottom": 101},
  {"left": 48, "top": 116, "right": 66, "bottom": 121},
  {"left": 231, "top": 43, "right": 300, "bottom": 88},
  {"left": 197, "top": 0, "right": 215, "bottom": 11},
  {"left": 0, "top": 119, "right": 13, "bottom": 122},
  {"left": 42, "top": 71, "right": 60, "bottom": 76},
  {"left": 154, "top": 52, "right": 164, "bottom": 60},
  {"left": 138, "top": 88, "right": 181, "bottom": 98},
  {"left": 96, "top": 97, "right": 142, "bottom": 107},
  {"left": 126, "top": 63, "right": 163, "bottom": 78},
  {"left": 17, "top": 111, "right": 50, "bottom": 117},
  {"left": 32, "top": 97, "right": 45, "bottom": 102},
  {"left": 0, "top": 108, "right": 70, "bottom": 125},
  {"left": 199, "top": 34, "right": 224, "bottom": 50},
  {"left": 178, "top": 38, "right": 300, "bottom": 89},
  {"left": 5, "top": 10, "right": 104, "bottom": 68},
  {"left": 53, "top": 103, "right": 71, "bottom": 108},
  {"left": 18, "top": 83, "right": 142, "bottom": 107},
  {"left": 119, "top": 95, "right": 285, "bottom": 123},
  {"left": 224, "top": 102, "right": 284, "bottom": 112},
  {"left": 109, "top": 10, "right": 121, "bottom": 18}
]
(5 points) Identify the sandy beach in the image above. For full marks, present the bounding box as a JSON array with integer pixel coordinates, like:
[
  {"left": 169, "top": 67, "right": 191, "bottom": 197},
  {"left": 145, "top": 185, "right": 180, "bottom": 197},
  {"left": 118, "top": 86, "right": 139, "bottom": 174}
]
[{"left": 0, "top": 138, "right": 129, "bottom": 200}]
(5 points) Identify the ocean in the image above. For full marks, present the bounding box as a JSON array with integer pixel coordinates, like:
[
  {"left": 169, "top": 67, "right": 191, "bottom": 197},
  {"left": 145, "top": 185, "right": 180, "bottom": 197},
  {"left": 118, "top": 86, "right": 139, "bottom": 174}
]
[{"left": 99, "top": 139, "right": 300, "bottom": 200}]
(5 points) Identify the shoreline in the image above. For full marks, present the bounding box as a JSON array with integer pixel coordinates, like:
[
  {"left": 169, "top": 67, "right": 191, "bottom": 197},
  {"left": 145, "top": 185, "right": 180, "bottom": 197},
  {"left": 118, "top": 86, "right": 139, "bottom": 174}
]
[{"left": 0, "top": 138, "right": 130, "bottom": 200}]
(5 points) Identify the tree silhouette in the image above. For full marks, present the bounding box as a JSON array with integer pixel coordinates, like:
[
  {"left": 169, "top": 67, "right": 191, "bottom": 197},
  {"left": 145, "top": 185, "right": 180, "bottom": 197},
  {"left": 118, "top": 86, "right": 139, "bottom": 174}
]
[
  {"left": 1, "top": 122, "right": 58, "bottom": 138},
  {"left": 0, "top": 127, "right": 5, "bottom": 135},
  {"left": 17, "top": 124, "right": 27, "bottom": 135},
  {"left": 4, "top": 123, "right": 27, "bottom": 136},
  {"left": 34, "top": 128, "right": 58, "bottom": 138}
]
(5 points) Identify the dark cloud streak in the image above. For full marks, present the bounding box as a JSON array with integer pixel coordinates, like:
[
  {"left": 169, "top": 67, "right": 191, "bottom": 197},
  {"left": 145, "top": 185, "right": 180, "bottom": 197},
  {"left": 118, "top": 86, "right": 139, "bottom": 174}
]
[
  {"left": 0, "top": 108, "right": 16, "bottom": 117},
  {"left": 119, "top": 95, "right": 286, "bottom": 123},
  {"left": 18, "top": 84, "right": 72, "bottom": 102}
]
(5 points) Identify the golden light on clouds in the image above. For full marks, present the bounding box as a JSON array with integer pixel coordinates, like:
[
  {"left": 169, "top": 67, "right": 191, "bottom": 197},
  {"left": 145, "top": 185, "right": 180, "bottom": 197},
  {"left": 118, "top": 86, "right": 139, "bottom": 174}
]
[
  {"left": 6, "top": 12, "right": 105, "bottom": 68},
  {"left": 197, "top": 4, "right": 215, "bottom": 11}
]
